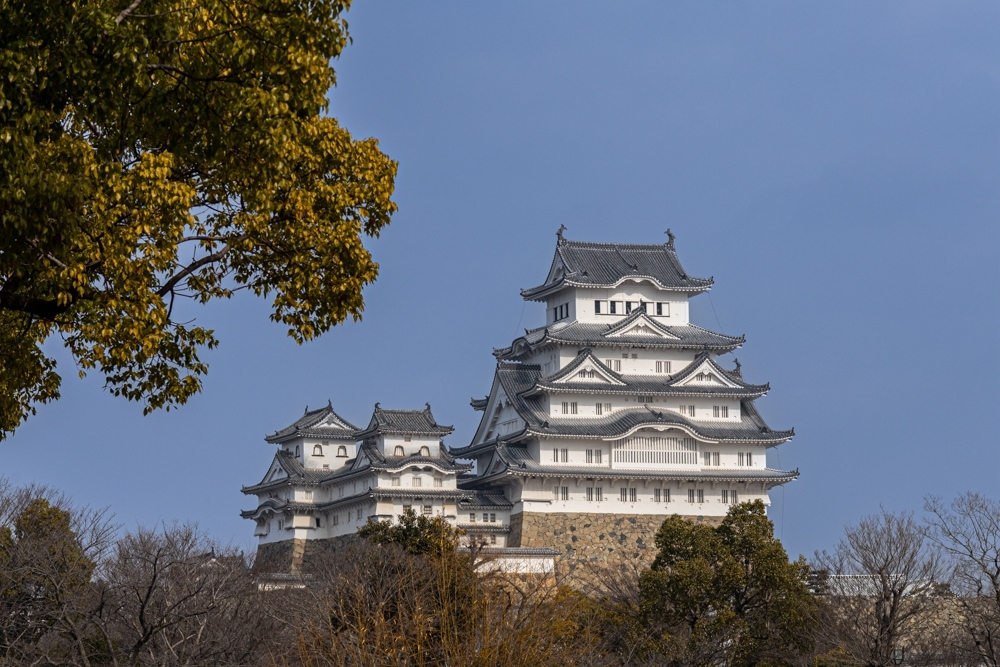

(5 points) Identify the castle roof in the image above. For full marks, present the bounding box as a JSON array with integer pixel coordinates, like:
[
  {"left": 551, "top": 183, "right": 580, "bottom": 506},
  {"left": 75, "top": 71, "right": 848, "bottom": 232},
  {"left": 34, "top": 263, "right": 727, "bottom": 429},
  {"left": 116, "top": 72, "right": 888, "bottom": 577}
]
[
  {"left": 460, "top": 443, "right": 799, "bottom": 487},
  {"left": 520, "top": 231, "right": 713, "bottom": 301},
  {"left": 265, "top": 403, "right": 359, "bottom": 444},
  {"left": 495, "top": 310, "right": 743, "bottom": 359},
  {"left": 356, "top": 403, "right": 454, "bottom": 438},
  {"left": 452, "top": 361, "right": 791, "bottom": 458},
  {"left": 529, "top": 349, "right": 769, "bottom": 399}
]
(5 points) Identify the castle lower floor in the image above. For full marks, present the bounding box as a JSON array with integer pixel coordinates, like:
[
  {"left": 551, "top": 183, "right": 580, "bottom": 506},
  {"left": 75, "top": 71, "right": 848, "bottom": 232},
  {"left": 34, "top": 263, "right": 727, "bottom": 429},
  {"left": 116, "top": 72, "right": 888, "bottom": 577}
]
[{"left": 254, "top": 510, "right": 723, "bottom": 578}]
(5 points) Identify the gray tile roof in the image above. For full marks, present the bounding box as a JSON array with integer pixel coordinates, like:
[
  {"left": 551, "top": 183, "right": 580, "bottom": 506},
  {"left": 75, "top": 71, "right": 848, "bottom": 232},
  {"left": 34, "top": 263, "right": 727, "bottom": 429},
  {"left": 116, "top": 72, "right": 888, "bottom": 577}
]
[
  {"left": 521, "top": 233, "right": 713, "bottom": 300},
  {"left": 495, "top": 311, "right": 744, "bottom": 360},
  {"left": 265, "top": 402, "right": 359, "bottom": 444},
  {"left": 458, "top": 492, "right": 514, "bottom": 510},
  {"left": 530, "top": 349, "right": 768, "bottom": 398},
  {"left": 356, "top": 403, "right": 455, "bottom": 438},
  {"left": 451, "top": 362, "right": 791, "bottom": 458},
  {"left": 459, "top": 444, "right": 799, "bottom": 487}
]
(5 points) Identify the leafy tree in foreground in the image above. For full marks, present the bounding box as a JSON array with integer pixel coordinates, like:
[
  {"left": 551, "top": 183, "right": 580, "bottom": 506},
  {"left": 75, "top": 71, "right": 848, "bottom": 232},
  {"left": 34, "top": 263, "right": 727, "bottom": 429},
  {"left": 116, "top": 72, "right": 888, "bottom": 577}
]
[
  {"left": 636, "top": 501, "right": 815, "bottom": 667},
  {"left": 0, "top": 0, "right": 398, "bottom": 437}
]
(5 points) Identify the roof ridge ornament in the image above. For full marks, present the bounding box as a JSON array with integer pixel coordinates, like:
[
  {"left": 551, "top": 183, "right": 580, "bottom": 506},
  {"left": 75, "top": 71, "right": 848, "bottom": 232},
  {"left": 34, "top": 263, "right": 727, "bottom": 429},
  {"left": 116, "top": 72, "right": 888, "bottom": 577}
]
[
  {"left": 556, "top": 224, "right": 568, "bottom": 244},
  {"left": 665, "top": 228, "right": 676, "bottom": 250}
]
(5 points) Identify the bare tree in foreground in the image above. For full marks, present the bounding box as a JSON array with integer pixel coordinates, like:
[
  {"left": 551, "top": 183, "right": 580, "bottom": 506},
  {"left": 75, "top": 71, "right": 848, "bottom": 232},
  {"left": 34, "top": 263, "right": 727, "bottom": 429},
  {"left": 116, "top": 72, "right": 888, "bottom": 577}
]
[
  {"left": 926, "top": 493, "right": 1000, "bottom": 667},
  {"left": 812, "top": 509, "right": 949, "bottom": 667}
]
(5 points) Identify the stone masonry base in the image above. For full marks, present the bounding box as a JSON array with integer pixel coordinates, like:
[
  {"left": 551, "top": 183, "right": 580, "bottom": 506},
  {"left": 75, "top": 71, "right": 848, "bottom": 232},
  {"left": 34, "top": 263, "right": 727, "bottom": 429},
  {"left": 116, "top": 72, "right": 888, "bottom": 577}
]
[{"left": 508, "top": 511, "right": 722, "bottom": 575}]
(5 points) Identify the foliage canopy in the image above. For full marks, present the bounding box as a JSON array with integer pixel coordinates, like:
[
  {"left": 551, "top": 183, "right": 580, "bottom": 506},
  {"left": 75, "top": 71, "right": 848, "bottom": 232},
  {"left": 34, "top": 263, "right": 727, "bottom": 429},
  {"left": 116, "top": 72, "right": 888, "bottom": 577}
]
[{"left": 0, "top": 0, "right": 397, "bottom": 437}]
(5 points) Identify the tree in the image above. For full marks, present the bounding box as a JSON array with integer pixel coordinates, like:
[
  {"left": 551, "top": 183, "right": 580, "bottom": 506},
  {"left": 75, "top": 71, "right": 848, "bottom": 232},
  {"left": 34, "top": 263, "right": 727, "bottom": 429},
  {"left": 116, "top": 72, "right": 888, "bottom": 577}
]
[
  {"left": 0, "top": 0, "right": 398, "bottom": 437},
  {"left": 622, "top": 501, "right": 814, "bottom": 667},
  {"left": 291, "top": 511, "right": 598, "bottom": 666},
  {"left": 925, "top": 493, "right": 1000, "bottom": 667},
  {"left": 812, "top": 509, "right": 948, "bottom": 667}
]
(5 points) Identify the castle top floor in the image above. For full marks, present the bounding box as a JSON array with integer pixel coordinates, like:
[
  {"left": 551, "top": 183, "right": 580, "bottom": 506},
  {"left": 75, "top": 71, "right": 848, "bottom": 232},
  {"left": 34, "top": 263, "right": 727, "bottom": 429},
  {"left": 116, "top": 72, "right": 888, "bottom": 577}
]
[{"left": 522, "top": 229, "right": 712, "bottom": 327}]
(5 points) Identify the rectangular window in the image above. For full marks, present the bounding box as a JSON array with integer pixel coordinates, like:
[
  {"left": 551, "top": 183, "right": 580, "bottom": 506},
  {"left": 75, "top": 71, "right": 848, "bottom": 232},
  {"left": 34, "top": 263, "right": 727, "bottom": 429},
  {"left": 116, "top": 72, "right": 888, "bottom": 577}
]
[
  {"left": 586, "top": 449, "right": 593, "bottom": 463},
  {"left": 639, "top": 302, "right": 647, "bottom": 313},
  {"left": 332, "top": 514, "right": 339, "bottom": 526},
  {"left": 703, "top": 452, "right": 711, "bottom": 466},
  {"left": 713, "top": 405, "right": 720, "bottom": 418},
  {"left": 665, "top": 488, "right": 671, "bottom": 503},
  {"left": 722, "top": 490, "right": 730, "bottom": 504},
  {"left": 688, "top": 489, "right": 695, "bottom": 503},
  {"left": 553, "top": 486, "right": 560, "bottom": 500},
  {"left": 625, "top": 302, "right": 632, "bottom": 314},
  {"left": 656, "top": 302, "right": 670, "bottom": 316},
  {"left": 620, "top": 488, "right": 637, "bottom": 503},
  {"left": 638, "top": 395, "right": 654, "bottom": 404},
  {"left": 721, "top": 406, "right": 729, "bottom": 418},
  {"left": 357, "top": 508, "right": 363, "bottom": 520},
  {"left": 747, "top": 452, "right": 753, "bottom": 466},
  {"left": 412, "top": 476, "right": 422, "bottom": 487},
  {"left": 712, "top": 452, "right": 720, "bottom": 466},
  {"left": 731, "top": 491, "right": 737, "bottom": 504},
  {"left": 610, "top": 301, "right": 620, "bottom": 314},
  {"left": 561, "top": 487, "right": 569, "bottom": 501},
  {"left": 615, "top": 360, "right": 621, "bottom": 372},
  {"left": 402, "top": 504, "right": 411, "bottom": 512},
  {"left": 738, "top": 452, "right": 744, "bottom": 466},
  {"left": 594, "top": 300, "right": 602, "bottom": 314},
  {"left": 697, "top": 489, "right": 705, "bottom": 503},
  {"left": 470, "top": 513, "right": 476, "bottom": 523},
  {"left": 392, "top": 476, "right": 400, "bottom": 487},
  {"left": 570, "top": 402, "right": 578, "bottom": 414},
  {"left": 316, "top": 518, "right": 322, "bottom": 528},
  {"left": 562, "top": 402, "right": 569, "bottom": 414},
  {"left": 553, "top": 448, "right": 559, "bottom": 462},
  {"left": 595, "top": 403, "right": 603, "bottom": 416},
  {"left": 622, "top": 353, "right": 629, "bottom": 359},
  {"left": 434, "top": 477, "right": 442, "bottom": 488},
  {"left": 596, "top": 487, "right": 603, "bottom": 501},
  {"left": 689, "top": 405, "right": 695, "bottom": 416},
  {"left": 621, "top": 487, "right": 628, "bottom": 502},
  {"left": 483, "top": 513, "right": 489, "bottom": 522},
  {"left": 631, "top": 353, "right": 638, "bottom": 359},
  {"left": 595, "top": 449, "right": 602, "bottom": 464},
  {"left": 561, "top": 449, "right": 568, "bottom": 463},
  {"left": 655, "top": 361, "right": 672, "bottom": 373},
  {"left": 490, "top": 513, "right": 496, "bottom": 522},
  {"left": 586, "top": 487, "right": 594, "bottom": 502},
  {"left": 422, "top": 505, "right": 432, "bottom": 516},
  {"left": 604, "top": 403, "right": 612, "bottom": 414},
  {"left": 653, "top": 489, "right": 661, "bottom": 503}
]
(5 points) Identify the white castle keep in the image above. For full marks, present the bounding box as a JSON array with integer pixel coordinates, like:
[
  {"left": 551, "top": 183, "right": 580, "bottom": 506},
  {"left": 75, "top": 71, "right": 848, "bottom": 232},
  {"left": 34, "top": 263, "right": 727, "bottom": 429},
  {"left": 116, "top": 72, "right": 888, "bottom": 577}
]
[{"left": 242, "top": 230, "right": 798, "bottom": 572}]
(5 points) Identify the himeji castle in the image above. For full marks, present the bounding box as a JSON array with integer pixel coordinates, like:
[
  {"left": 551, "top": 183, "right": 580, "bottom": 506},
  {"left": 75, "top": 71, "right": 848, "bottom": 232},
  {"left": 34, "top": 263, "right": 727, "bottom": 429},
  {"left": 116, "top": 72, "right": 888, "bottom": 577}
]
[{"left": 242, "top": 229, "right": 798, "bottom": 573}]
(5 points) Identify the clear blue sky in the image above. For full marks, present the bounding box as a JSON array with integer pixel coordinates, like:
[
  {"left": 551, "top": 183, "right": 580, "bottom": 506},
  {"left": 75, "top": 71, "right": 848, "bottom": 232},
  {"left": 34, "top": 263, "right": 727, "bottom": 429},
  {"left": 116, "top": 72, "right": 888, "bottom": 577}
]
[{"left": 4, "top": 1, "right": 998, "bottom": 558}]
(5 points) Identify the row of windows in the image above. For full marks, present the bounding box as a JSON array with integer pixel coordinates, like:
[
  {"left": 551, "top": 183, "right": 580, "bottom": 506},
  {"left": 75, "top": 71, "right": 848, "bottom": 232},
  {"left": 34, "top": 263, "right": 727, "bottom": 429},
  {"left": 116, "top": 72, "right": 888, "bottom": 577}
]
[
  {"left": 702, "top": 451, "right": 754, "bottom": 467},
  {"left": 594, "top": 301, "right": 671, "bottom": 316},
  {"left": 469, "top": 513, "right": 497, "bottom": 523},
  {"left": 553, "top": 303, "right": 570, "bottom": 321},
  {"left": 679, "top": 405, "right": 732, "bottom": 418},
  {"left": 553, "top": 448, "right": 605, "bottom": 464},
  {"left": 558, "top": 400, "right": 731, "bottom": 415},
  {"left": 391, "top": 476, "right": 444, "bottom": 487},
  {"left": 552, "top": 486, "right": 738, "bottom": 504},
  {"left": 303, "top": 444, "right": 349, "bottom": 458},
  {"left": 392, "top": 445, "right": 431, "bottom": 457},
  {"left": 600, "top": 359, "right": 672, "bottom": 374}
]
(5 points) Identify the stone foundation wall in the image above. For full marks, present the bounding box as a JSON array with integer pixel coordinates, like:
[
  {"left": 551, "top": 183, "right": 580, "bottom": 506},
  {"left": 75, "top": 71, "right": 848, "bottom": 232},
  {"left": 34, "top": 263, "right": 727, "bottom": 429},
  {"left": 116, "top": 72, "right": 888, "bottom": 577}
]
[
  {"left": 254, "top": 534, "right": 363, "bottom": 574},
  {"left": 510, "top": 511, "right": 722, "bottom": 575}
]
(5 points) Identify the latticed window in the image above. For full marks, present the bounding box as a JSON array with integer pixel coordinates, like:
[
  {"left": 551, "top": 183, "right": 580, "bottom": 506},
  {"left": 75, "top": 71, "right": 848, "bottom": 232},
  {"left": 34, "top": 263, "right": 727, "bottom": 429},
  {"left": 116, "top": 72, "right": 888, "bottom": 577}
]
[{"left": 614, "top": 435, "right": 697, "bottom": 465}]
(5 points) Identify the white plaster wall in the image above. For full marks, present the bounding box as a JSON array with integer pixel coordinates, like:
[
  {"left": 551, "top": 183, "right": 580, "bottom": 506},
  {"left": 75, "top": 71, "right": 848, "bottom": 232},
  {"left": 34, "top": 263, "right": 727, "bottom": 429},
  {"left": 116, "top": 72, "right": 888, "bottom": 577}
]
[
  {"left": 546, "top": 285, "right": 695, "bottom": 325},
  {"left": 547, "top": 395, "right": 740, "bottom": 421},
  {"left": 379, "top": 433, "right": 443, "bottom": 458}
]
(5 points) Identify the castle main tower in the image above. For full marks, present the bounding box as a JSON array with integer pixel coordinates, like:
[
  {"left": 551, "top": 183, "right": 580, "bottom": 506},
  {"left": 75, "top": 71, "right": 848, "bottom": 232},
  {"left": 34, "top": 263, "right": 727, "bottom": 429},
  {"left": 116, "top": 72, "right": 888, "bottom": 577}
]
[{"left": 451, "top": 229, "right": 798, "bottom": 566}]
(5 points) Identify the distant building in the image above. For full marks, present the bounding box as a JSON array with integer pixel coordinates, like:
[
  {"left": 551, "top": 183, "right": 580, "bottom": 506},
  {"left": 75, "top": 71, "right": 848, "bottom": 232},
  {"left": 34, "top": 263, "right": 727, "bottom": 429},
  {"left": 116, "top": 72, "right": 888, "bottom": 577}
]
[{"left": 242, "top": 229, "right": 798, "bottom": 572}]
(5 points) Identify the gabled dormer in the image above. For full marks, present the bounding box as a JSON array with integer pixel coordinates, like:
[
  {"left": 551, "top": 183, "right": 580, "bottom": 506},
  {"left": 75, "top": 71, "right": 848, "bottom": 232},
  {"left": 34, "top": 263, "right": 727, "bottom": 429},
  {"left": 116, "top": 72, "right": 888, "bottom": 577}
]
[
  {"left": 355, "top": 403, "right": 455, "bottom": 459},
  {"left": 673, "top": 353, "right": 745, "bottom": 390},
  {"left": 546, "top": 348, "right": 627, "bottom": 386},
  {"left": 602, "top": 310, "right": 682, "bottom": 340},
  {"left": 264, "top": 402, "right": 360, "bottom": 471}
]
